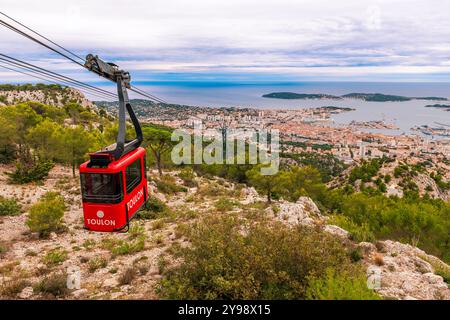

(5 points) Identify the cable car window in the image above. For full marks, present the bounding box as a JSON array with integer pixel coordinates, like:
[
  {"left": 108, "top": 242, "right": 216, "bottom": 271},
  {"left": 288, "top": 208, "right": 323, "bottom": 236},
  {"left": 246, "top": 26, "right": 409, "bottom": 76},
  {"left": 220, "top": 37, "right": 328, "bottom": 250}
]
[
  {"left": 126, "top": 158, "right": 142, "bottom": 193},
  {"left": 80, "top": 173, "right": 123, "bottom": 203}
]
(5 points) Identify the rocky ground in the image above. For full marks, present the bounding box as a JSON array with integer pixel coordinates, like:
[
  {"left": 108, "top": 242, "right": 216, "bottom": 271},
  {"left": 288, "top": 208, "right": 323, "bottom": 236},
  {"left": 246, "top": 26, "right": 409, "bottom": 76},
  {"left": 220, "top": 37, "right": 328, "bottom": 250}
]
[{"left": 0, "top": 165, "right": 448, "bottom": 300}]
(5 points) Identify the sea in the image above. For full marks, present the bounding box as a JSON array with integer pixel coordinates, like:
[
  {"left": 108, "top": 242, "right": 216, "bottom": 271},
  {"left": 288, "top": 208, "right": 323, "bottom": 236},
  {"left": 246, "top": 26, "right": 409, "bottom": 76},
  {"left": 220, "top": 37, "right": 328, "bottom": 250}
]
[{"left": 100, "top": 81, "right": 450, "bottom": 137}]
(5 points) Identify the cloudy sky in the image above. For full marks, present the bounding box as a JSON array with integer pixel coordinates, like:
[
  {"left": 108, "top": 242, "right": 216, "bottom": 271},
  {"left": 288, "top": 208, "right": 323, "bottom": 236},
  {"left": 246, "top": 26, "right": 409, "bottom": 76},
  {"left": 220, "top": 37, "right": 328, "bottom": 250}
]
[{"left": 2, "top": 0, "right": 450, "bottom": 84}]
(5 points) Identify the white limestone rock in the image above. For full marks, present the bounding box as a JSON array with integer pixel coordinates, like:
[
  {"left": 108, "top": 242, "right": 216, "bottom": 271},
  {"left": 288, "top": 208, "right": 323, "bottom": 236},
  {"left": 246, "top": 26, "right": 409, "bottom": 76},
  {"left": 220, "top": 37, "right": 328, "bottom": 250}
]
[
  {"left": 323, "top": 225, "right": 350, "bottom": 239},
  {"left": 363, "top": 240, "right": 450, "bottom": 300},
  {"left": 276, "top": 197, "right": 324, "bottom": 227},
  {"left": 18, "top": 287, "right": 33, "bottom": 299}
]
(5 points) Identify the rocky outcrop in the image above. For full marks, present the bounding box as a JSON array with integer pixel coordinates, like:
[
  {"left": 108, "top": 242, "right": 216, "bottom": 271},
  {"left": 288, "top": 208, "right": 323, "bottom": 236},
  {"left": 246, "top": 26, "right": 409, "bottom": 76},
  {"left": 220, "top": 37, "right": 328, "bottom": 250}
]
[
  {"left": 263, "top": 192, "right": 450, "bottom": 300},
  {"left": 360, "top": 240, "right": 449, "bottom": 300},
  {"left": 274, "top": 197, "right": 351, "bottom": 239},
  {"left": 275, "top": 196, "right": 323, "bottom": 227},
  {"left": 240, "top": 187, "right": 263, "bottom": 204},
  {"left": 415, "top": 173, "right": 449, "bottom": 201},
  {"left": 0, "top": 87, "right": 95, "bottom": 109},
  {"left": 323, "top": 224, "right": 350, "bottom": 239}
]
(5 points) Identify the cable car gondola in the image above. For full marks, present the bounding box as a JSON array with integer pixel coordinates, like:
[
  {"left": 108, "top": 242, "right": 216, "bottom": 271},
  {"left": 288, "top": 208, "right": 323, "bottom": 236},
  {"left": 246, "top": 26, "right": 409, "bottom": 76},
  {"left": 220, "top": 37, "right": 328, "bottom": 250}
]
[{"left": 79, "top": 55, "right": 148, "bottom": 232}]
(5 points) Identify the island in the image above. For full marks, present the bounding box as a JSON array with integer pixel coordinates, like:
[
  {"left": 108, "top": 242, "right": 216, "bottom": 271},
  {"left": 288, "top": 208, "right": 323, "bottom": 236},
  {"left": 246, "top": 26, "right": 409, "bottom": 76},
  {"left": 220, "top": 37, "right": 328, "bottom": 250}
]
[
  {"left": 262, "top": 92, "right": 342, "bottom": 100},
  {"left": 262, "top": 92, "right": 449, "bottom": 102},
  {"left": 424, "top": 104, "right": 450, "bottom": 111},
  {"left": 320, "top": 106, "right": 355, "bottom": 112},
  {"left": 342, "top": 93, "right": 411, "bottom": 102},
  {"left": 415, "top": 97, "right": 448, "bottom": 101}
]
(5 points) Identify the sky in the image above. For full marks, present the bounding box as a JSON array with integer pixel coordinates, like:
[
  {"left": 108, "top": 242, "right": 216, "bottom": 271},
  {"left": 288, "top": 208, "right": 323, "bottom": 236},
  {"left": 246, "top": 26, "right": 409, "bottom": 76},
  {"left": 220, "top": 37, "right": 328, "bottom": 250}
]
[{"left": 2, "top": 0, "right": 450, "bottom": 86}]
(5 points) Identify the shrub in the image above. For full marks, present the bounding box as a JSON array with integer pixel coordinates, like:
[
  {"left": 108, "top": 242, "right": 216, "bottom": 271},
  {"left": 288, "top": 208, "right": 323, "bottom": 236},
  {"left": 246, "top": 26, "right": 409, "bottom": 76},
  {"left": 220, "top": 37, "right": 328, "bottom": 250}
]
[
  {"left": 102, "top": 228, "right": 146, "bottom": 257},
  {"left": 103, "top": 237, "right": 146, "bottom": 256},
  {"left": 33, "top": 273, "right": 68, "bottom": 297},
  {"left": 137, "top": 195, "right": 170, "bottom": 220},
  {"left": 118, "top": 267, "right": 137, "bottom": 285},
  {"left": 0, "top": 243, "right": 8, "bottom": 256},
  {"left": 178, "top": 168, "right": 198, "bottom": 187},
  {"left": 0, "top": 261, "right": 20, "bottom": 275},
  {"left": 373, "top": 253, "right": 385, "bottom": 266},
  {"left": 159, "top": 215, "right": 363, "bottom": 299},
  {"left": 292, "top": 152, "right": 347, "bottom": 182},
  {"left": 26, "top": 192, "right": 66, "bottom": 237},
  {"left": 128, "top": 224, "right": 145, "bottom": 239},
  {"left": 8, "top": 160, "right": 54, "bottom": 184},
  {"left": 137, "top": 264, "right": 149, "bottom": 275},
  {"left": 152, "top": 219, "right": 165, "bottom": 230},
  {"left": 88, "top": 257, "right": 108, "bottom": 273},
  {"left": 0, "top": 278, "right": 31, "bottom": 298},
  {"left": 0, "top": 144, "right": 16, "bottom": 164},
  {"left": 155, "top": 175, "right": 187, "bottom": 194},
  {"left": 328, "top": 215, "right": 375, "bottom": 242},
  {"left": 82, "top": 239, "right": 96, "bottom": 250},
  {"left": 349, "top": 158, "right": 385, "bottom": 184},
  {"left": 196, "top": 181, "right": 227, "bottom": 198},
  {"left": 214, "top": 197, "right": 237, "bottom": 213},
  {"left": 43, "top": 249, "right": 67, "bottom": 267},
  {"left": 153, "top": 234, "right": 164, "bottom": 245},
  {"left": 158, "top": 255, "right": 168, "bottom": 274},
  {"left": 305, "top": 268, "right": 380, "bottom": 300},
  {"left": 350, "top": 248, "right": 363, "bottom": 263},
  {"left": 0, "top": 196, "right": 21, "bottom": 216}
]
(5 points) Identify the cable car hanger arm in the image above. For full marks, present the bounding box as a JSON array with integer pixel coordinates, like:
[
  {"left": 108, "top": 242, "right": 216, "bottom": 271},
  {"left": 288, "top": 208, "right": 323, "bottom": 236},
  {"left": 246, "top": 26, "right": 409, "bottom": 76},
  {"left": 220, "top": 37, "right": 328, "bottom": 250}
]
[{"left": 85, "top": 54, "right": 143, "bottom": 163}]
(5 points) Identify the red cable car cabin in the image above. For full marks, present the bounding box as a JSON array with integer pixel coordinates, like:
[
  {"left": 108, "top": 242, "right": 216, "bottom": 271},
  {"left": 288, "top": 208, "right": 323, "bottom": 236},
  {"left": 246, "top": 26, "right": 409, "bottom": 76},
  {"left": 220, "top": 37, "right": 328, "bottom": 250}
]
[
  {"left": 79, "top": 54, "right": 152, "bottom": 232},
  {"left": 80, "top": 148, "right": 148, "bottom": 232}
]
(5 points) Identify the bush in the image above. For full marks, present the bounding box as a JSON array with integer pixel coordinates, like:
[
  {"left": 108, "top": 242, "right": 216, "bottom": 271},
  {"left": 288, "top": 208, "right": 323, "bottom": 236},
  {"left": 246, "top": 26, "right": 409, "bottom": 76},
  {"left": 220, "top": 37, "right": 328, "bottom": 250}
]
[
  {"left": 137, "top": 195, "right": 170, "bottom": 220},
  {"left": 155, "top": 175, "right": 187, "bottom": 194},
  {"left": 159, "top": 215, "right": 363, "bottom": 299},
  {"left": 8, "top": 160, "right": 54, "bottom": 184},
  {"left": 88, "top": 257, "right": 108, "bottom": 273},
  {"left": 102, "top": 227, "right": 146, "bottom": 257},
  {"left": 118, "top": 267, "right": 137, "bottom": 285},
  {"left": 111, "top": 238, "right": 145, "bottom": 256},
  {"left": 0, "top": 278, "right": 31, "bottom": 298},
  {"left": 350, "top": 248, "right": 363, "bottom": 263},
  {"left": 33, "top": 273, "right": 68, "bottom": 297},
  {"left": 305, "top": 268, "right": 380, "bottom": 300},
  {"left": 43, "top": 249, "right": 67, "bottom": 267},
  {"left": 214, "top": 197, "right": 237, "bottom": 213},
  {"left": 348, "top": 158, "right": 390, "bottom": 184},
  {"left": 178, "top": 168, "right": 198, "bottom": 187},
  {"left": 26, "top": 192, "right": 66, "bottom": 237},
  {"left": 291, "top": 152, "right": 347, "bottom": 182},
  {"left": 328, "top": 215, "right": 375, "bottom": 242},
  {"left": 0, "top": 196, "right": 21, "bottom": 216},
  {"left": 0, "top": 243, "right": 8, "bottom": 256},
  {"left": 0, "top": 144, "right": 16, "bottom": 164}
]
